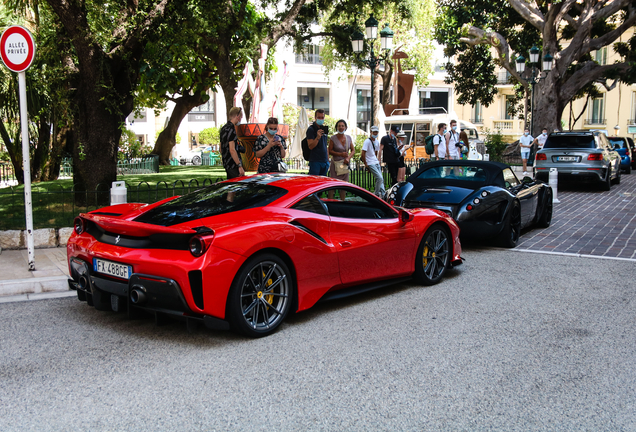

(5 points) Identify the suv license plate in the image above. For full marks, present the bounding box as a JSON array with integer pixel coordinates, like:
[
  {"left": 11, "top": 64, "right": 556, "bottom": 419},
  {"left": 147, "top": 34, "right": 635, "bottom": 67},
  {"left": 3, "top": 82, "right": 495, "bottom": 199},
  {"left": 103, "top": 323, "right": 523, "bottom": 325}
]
[
  {"left": 557, "top": 156, "right": 577, "bottom": 162},
  {"left": 93, "top": 258, "right": 132, "bottom": 279}
]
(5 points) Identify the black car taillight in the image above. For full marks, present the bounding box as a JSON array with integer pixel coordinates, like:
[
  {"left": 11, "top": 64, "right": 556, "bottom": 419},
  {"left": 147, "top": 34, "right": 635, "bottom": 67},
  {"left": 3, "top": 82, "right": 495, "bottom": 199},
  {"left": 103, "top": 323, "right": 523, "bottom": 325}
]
[{"left": 73, "top": 217, "right": 85, "bottom": 235}]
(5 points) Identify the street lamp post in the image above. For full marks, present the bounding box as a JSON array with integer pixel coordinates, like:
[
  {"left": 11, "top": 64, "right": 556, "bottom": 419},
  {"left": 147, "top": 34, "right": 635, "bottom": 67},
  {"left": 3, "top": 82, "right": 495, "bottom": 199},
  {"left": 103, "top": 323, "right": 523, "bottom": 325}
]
[
  {"left": 515, "top": 46, "right": 554, "bottom": 136},
  {"left": 351, "top": 15, "right": 393, "bottom": 130}
]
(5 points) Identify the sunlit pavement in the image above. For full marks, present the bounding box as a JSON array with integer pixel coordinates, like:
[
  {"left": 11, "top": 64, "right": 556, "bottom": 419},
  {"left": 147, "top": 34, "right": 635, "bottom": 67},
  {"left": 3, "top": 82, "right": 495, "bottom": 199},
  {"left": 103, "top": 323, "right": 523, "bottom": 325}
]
[{"left": 518, "top": 170, "right": 636, "bottom": 260}]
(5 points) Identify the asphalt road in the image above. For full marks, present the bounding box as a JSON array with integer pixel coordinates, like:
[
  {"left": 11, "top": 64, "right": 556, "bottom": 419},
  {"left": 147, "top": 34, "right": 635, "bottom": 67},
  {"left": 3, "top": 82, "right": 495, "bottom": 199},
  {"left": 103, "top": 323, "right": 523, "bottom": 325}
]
[{"left": 1, "top": 248, "right": 635, "bottom": 431}]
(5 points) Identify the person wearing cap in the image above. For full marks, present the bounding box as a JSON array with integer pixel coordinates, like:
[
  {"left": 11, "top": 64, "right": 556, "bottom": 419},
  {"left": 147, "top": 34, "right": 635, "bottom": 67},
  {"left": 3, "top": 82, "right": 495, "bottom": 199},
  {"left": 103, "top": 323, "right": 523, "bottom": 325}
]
[
  {"left": 361, "top": 126, "right": 385, "bottom": 197},
  {"left": 381, "top": 125, "right": 402, "bottom": 186},
  {"left": 396, "top": 131, "right": 411, "bottom": 182}
]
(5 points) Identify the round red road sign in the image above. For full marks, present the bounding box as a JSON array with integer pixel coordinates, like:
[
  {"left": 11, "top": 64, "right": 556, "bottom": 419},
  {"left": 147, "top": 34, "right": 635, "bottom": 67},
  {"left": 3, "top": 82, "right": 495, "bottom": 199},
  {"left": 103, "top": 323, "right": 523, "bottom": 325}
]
[{"left": 1, "top": 26, "right": 36, "bottom": 72}]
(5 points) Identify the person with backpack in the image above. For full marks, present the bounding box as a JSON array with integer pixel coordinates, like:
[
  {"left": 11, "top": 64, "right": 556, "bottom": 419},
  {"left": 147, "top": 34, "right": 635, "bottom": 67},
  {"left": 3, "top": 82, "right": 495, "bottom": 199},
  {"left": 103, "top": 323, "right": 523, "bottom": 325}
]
[
  {"left": 433, "top": 123, "right": 446, "bottom": 160},
  {"left": 381, "top": 125, "right": 402, "bottom": 186},
  {"left": 361, "top": 126, "right": 385, "bottom": 198},
  {"left": 305, "top": 109, "right": 330, "bottom": 176},
  {"left": 445, "top": 120, "right": 461, "bottom": 160}
]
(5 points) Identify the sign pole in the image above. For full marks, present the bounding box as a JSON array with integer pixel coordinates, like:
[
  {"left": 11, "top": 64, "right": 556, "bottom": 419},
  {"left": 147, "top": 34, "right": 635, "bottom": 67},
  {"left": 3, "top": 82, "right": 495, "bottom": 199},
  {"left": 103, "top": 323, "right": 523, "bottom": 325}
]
[
  {"left": 1, "top": 25, "right": 37, "bottom": 270},
  {"left": 18, "top": 71, "right": 35, "bottom": 270}
]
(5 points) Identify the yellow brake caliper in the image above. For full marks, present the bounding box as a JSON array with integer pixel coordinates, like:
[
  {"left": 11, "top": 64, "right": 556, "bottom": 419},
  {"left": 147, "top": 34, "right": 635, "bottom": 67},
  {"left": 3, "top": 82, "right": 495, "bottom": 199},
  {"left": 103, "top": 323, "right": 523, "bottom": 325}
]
[
  {"left": 260, "top": 271, "right": 274, "bottom": 305},
  {"left": 423, "top": 245, "right": 429, "bottom": 268}
]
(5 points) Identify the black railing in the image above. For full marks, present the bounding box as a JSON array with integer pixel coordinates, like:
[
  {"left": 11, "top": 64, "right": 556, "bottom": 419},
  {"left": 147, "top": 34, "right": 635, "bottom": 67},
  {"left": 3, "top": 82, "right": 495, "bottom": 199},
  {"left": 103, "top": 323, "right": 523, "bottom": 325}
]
[
  {"left": 1, "top": 162, "right": 16, "bottom": 186},
  {"left": 470, "top": 118, "right": 483, "bottom": 124}
]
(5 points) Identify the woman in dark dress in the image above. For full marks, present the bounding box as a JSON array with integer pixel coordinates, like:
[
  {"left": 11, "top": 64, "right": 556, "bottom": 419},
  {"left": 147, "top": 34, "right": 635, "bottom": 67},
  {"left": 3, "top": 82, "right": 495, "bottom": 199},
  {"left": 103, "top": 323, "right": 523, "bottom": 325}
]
[{"left": 253, "top": 117, "right": 287, "bottom": 173}]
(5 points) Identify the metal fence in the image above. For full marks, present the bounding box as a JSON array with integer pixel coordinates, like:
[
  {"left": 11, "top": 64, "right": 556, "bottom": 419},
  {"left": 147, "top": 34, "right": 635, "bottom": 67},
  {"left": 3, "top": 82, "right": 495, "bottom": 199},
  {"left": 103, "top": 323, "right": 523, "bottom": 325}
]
[
  {"left": 1, "top": 162, "right": 16, "bottom": 187},
  {"left": 0, "top": 158, "right": 425, "bottom": 231}
]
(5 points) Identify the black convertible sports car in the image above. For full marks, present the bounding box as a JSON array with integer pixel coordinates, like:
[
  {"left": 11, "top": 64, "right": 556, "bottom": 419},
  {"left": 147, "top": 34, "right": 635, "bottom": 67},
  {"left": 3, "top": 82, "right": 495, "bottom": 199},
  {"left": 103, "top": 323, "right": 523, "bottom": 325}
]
[{"left": 385, "top": 160, "right": 553, "bottom": 247}]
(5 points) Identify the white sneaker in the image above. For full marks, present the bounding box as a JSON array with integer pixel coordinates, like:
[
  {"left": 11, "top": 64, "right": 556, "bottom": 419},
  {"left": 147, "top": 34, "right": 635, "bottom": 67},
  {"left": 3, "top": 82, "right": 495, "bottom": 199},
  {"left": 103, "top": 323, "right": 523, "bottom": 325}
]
[{"left": 523, "top": 171, "right": 528, "bottom": 176}]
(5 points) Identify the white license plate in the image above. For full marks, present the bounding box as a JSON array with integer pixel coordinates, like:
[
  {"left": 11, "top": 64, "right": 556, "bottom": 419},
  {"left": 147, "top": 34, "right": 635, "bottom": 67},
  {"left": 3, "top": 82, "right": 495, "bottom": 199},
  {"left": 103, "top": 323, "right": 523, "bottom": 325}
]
[
  {"left": 93, "top": 258, "right": 132, "bottom": 279},
  {"left": 557, "top": 156, "right": 577, "bottom": 162}
]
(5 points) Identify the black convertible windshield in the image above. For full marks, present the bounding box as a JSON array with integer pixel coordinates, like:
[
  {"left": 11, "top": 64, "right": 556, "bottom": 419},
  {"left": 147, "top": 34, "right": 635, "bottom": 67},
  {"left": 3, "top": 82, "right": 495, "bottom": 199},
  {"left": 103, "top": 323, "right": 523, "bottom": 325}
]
[
  {"left": 134, "top": 183, "right": 287, "bottom": 226},
  {"left": 417, "top": 165, "right": 489, "bottom": 182}
]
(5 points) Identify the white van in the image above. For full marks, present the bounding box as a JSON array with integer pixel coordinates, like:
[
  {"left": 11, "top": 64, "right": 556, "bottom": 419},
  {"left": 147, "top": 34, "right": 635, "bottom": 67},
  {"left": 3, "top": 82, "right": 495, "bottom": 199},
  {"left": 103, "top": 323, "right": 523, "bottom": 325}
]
[{"left": 383, "top": 114, "right": 484, "bottom": 159}]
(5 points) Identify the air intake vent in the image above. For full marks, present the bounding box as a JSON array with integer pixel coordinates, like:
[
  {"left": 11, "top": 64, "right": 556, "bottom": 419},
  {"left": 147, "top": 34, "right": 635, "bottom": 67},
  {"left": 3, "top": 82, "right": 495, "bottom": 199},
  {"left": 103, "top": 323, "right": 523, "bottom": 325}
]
[{"left": 188, "top": 270, "right": 204, "bottom": 310}]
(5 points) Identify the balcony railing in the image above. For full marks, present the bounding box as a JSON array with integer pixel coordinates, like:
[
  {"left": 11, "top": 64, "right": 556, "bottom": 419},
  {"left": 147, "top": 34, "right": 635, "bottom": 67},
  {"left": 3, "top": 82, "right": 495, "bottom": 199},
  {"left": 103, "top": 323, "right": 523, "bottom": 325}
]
[
  {"left": 470, "top": 117, "right": 483, "bottom": 124},
  {"left": 497, "top": 71, "right": 512, "bottom": 85},
  {"left": 584, "top": 118, "right": 606, "bottom": 125},
  {"left": 295, "top": 53, "right": 322, "bottom": 65},
  {"left": 493, "top": 120, "right": 514, "bottom": 130}
]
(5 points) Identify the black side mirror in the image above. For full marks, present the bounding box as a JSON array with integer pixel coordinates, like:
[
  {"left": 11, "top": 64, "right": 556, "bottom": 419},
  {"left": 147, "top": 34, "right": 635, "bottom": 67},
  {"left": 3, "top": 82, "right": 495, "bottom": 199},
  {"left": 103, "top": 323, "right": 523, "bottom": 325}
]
[{"left": 522, "top": 176, "right": 533, "bottom": 184}]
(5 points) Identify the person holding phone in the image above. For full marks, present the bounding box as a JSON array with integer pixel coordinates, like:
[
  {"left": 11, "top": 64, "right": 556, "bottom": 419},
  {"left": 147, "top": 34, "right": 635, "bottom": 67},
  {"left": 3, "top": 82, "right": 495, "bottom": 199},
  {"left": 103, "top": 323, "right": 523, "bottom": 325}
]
[
  {"left": 306, "top": 109, "right": 330, "bottom": 176},
  {"left": 253, "top": 117, "right": 287, "bottom": 173}
]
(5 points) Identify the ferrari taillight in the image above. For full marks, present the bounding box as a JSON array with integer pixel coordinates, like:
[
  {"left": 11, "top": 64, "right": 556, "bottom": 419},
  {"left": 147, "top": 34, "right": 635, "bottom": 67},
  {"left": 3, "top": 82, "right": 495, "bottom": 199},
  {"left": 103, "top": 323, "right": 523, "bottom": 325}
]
[
  {"left": 189, "top": 233, "right": 214, "bottom": 257},
  {"left": 73, "top": 217, "right": 85, "bottom": 235}
]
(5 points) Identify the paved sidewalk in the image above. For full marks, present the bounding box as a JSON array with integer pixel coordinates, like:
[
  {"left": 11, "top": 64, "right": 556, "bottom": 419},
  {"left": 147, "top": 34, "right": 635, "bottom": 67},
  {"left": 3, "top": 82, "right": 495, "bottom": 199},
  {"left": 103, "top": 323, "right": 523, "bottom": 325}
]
[
  {"left": 0, "top": 247, "right": 73, "bottom": 302},
  {"left": 518, "top": 170, "right": 636, "bottom": 259}
]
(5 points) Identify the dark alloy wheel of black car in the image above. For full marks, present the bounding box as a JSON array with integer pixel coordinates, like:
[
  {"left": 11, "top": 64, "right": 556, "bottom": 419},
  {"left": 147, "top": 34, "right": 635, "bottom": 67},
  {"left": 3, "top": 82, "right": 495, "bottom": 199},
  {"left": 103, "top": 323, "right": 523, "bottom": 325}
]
[{"left": 385, "top": 160, "right": 553, "bottom": 248}]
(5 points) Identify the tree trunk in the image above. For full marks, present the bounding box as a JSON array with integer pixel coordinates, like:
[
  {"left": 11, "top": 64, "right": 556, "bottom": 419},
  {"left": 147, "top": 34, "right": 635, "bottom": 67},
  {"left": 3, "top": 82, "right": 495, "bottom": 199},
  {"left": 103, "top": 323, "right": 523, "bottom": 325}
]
[
  {"left": 531, "top": 76, "right": 563, "bottom": 136},
  {"left": 152, "top": 93, "right": 206, "bottom": 165},
  {"left": 32, "top": 119, "right": 51, "bottom": 182}
]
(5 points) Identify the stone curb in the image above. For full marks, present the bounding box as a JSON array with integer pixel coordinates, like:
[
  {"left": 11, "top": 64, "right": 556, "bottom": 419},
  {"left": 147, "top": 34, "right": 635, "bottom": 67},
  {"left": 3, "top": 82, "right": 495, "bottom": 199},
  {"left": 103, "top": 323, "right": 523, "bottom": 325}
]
[
  {"left": 0, "top": 276, "right": 70, "bottom": 297},
  {"left": 0, "top": 227, "right": 73, "bottom": 250},
  {"left": 0, "top": 290, "right": 75, "bottom": 304}
]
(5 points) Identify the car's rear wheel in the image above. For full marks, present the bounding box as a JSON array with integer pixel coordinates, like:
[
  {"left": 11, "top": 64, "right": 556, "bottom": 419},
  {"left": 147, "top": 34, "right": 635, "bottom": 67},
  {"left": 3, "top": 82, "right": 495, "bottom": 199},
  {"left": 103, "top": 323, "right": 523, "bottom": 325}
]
[
  {"left": 498, "top": 200, "right": 521, "bottom": 248},
  {"left": 227, "top": 253, "right": 293, "bottom": 338},
  {"left": 192, "top": 155, "right": 202, "bottom": 166},
  {"left": 537, "top": 188, "right": 553, "bottom": 228},
  {"left": 414, "top": 224, "right": 450, "bottom": 286}
]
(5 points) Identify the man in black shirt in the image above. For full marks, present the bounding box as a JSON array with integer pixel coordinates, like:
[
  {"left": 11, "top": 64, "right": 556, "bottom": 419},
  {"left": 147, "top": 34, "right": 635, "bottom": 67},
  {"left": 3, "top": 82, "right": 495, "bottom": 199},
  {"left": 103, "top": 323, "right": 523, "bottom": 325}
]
[
  {"left": 220, "top": 107, "right": 244, "bottom": 179},
  {"left": 381, "top": 124, "right": 401, "bottom": 186}
]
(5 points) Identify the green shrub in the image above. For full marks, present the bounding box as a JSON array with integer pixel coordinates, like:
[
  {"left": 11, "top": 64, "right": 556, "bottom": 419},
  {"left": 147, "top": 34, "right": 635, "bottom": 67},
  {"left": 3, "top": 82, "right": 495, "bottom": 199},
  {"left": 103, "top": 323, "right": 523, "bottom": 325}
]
[
  {"left": 483, "top": 128, "right": 508, "bottom": 163},
  {"left": 198, "top": 127, "right": 220, "bottom": 145}
]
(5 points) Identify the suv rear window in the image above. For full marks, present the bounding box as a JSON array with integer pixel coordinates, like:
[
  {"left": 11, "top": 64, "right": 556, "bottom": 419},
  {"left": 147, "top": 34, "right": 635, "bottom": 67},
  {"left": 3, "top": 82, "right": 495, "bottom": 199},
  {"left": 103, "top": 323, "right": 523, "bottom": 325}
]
[{"left": 544, "top": 135, "right": 595, "bottom": 149}]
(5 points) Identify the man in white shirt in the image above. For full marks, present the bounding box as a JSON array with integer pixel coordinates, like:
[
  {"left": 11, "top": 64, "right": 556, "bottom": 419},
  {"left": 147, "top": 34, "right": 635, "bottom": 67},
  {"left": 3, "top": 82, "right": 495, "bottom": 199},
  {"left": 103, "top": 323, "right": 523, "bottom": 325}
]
[
  {"left": 519, "top": 127, "right": 534, "bottom": 176},
  {"left": 445, "top": 120, "right": 461, "bottom": 160},
  {"left": 361, "top": 126, "right": 385, "bottom": 197},
  {"left": 434, "top": 123, "right": 446, "bottom": 160}
]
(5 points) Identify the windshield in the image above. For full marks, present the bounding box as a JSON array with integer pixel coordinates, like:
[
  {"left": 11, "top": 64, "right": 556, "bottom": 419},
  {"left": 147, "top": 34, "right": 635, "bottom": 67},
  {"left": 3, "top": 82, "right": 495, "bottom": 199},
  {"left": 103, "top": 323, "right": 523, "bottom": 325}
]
[
  {"left": 608, "top": 138, "right": 628, "bottom": 149},
  {"left": 544, "top": 135, "right": 595, "bottom": 149},
  {"left": 417, "top": 165, "right": 488, "bottom": 182},
  {"left": 134, "top": 182, "right": 287, "bottom": 226}
]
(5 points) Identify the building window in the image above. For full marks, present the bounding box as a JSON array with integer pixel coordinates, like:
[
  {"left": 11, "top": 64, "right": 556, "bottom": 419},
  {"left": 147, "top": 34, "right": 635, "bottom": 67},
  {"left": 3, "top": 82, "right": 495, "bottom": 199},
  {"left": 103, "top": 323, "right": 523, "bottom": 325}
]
[
  {"left": 298, "top": 87, "right": 329, "bottom": 114},
  {"left": 295, "top": 45, "right": 322, "bottom": 65},
  {"left": 188, "top": 96, "right": 215, "bottom": 122},
  {"left": 594, "top": 47, "right": 608, "bottom": 66},
  {"left": 472, "top": 101, "right": 483, "bottom": 124},
  {"left": 356, "top": 88, "right": 371, "bottom": 131},
  {"left": 419, "top": 90, "right": 449, "bottom": 114},
  {"left": 504, "top": 95, "right": 516, "bottom": 120},
  {"left": 587, "top": 96, "right": 605, "bottom": 125},
  {"left": 630, "top": 92, "right": 636, "bottom": 124}
]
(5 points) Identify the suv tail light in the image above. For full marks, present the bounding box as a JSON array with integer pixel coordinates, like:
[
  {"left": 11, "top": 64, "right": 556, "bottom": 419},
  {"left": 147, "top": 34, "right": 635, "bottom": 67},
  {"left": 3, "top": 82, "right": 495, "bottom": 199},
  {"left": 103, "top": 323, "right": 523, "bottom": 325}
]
[
  {"left": 587, "top": 154, "right": 603, "bottom": 161},
  {"left": 536, "top": 153, "right": 547, "bottom": 161}
]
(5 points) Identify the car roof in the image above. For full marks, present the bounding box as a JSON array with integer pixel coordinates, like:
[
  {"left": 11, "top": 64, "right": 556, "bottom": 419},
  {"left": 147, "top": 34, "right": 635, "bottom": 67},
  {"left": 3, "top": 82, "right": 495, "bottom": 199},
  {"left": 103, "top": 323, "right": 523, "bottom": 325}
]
[{"left": 552, "top": 130, "right": 603, "bottom": 136}]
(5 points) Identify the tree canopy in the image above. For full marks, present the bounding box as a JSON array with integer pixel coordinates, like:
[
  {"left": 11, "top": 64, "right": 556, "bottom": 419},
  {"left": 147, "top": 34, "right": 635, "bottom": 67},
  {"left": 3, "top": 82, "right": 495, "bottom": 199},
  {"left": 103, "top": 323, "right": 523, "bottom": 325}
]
[{"left": 436, "top": 0, "right": 636, "bottom": 134}]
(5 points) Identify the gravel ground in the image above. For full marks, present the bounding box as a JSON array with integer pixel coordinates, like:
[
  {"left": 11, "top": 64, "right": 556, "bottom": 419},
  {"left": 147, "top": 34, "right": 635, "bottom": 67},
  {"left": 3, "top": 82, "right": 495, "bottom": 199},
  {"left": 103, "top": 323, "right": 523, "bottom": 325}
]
[{"left": 0, "top": 248, "right": 635, "bottom": 431}]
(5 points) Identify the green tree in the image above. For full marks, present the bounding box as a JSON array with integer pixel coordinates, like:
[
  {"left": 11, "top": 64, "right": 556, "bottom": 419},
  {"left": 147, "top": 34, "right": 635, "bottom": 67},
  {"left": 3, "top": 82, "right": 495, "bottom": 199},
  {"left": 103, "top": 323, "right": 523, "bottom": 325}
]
[
  {"left": 198, "top": 127, "right": 220, "bottom": 146},
  {"left": 436, "top": 0, "right": 636, "bottom": 136},
  {"left": 41, "top": 0, "right": 175, "bottom": 202}
]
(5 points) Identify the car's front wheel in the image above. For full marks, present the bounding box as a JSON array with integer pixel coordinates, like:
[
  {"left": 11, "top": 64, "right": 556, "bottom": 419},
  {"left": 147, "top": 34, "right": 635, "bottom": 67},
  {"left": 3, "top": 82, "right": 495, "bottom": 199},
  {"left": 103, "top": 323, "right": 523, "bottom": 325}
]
[
  {"left": 227, "top": 253, "right": 293, "bottom": 338},
  {"left": 498, "top": 200, "right": 521, "bottom": 248},
  {"left": 414, "top": 224, "right": 450, "bottom": 285}
]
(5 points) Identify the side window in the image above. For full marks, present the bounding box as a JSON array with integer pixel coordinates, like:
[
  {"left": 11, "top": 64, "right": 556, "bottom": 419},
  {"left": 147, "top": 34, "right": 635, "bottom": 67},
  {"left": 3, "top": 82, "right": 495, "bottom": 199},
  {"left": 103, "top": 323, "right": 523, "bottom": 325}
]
[
  {"left": 291, "top": 194, "right": 328, "bottom": 215},
  {"left": 317, "top": 188, "right": 398, "bottom": 219},
  {"left": 502, "top": 168, "right": 520, "bottom": 188}
]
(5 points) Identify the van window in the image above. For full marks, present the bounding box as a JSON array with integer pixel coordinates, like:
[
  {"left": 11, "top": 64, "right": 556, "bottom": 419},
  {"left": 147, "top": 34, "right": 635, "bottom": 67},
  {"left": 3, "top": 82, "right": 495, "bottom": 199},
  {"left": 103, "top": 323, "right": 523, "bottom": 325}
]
[{"left": 462, "top": 128, "right": 479, "bottom": 140}]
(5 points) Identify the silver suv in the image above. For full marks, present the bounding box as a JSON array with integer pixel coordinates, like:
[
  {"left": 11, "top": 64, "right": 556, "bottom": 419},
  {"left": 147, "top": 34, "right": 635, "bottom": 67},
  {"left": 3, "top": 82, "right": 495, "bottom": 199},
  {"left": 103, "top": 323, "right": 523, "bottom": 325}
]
[{"left": 534, "top": 131, "right": 621, "bottom": 190}]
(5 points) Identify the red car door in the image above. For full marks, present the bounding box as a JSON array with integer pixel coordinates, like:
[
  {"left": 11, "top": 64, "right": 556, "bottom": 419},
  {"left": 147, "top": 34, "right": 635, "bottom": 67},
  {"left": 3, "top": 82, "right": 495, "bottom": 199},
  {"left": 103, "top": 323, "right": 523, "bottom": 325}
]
[{"left": 318, "top": 188, "right": 416, "bottom": 285}]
